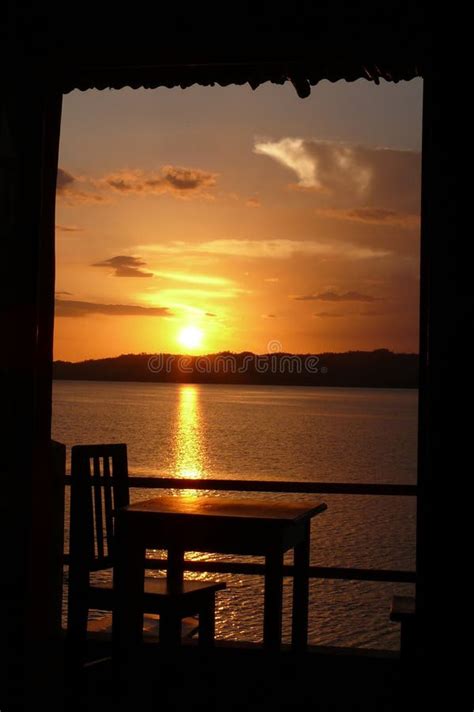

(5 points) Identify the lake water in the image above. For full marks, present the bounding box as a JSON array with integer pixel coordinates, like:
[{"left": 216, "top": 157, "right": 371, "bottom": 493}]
[{"left": 52, "top": 380, "right": 417, "bottom": 650}]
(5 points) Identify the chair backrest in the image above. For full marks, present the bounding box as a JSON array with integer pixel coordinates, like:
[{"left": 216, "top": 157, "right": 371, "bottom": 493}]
[{"left": 69, "top": 444, "right": 129, "bottom": 572}]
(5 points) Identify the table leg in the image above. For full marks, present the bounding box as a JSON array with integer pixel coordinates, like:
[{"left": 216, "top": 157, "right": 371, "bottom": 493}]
[
  {"left": 157, "top": 546, "right": 185, "bottom": 647},
  {"left": 263, "top": 548, "right": 284, "bottom": 650},
  {"left": 199, "top": 598, "right": 216, "bottom": 648},
  {"left": 113, "top": 516, "right": 146, "bottom": 677},
  {"left": 167, "top": 546, "right": 184, "bottom": 592},
  {"left": 292, "top": 521, "right": 310, "bottom": 651},
  {"left": 159, "top": 611, "right": 182, "bottom": 648}
]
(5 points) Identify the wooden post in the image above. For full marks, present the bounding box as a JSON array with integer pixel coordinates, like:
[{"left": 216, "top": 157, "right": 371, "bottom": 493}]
[
  {"left": 0, "top": 84, "right": 63, "bottom": 710},
  {"left": 417, "top": 60, "right": 458, "bottom": 695}
]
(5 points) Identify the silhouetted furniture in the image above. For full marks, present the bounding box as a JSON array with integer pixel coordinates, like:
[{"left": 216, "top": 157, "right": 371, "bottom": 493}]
[
  {"left": 390, "top": 595, "right": 416, "bottom": 662},
  {"left": 49, "top": 441, "right": 66, "bottom": 637},
  {"left": 114, "top": 494, "right": 327, "bottom": 661},
  {"left": 67, "top": 443, "right": 225, "bottom": 654}
]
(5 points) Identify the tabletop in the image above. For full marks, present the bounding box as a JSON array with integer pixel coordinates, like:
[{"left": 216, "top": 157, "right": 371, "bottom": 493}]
[{"left": 121, "top": 494, "right": 327, "bottom": 525}]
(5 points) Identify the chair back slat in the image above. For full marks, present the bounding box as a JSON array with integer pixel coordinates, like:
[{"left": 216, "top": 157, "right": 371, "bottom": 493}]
[
  {"left": 70, "top": 444, "right": 129, "bottom": 571},
  {"left": 92, "top": 456, "right": 105, "bottom": 559},
  {"left": 102, "top": 454, "right": 114, "bottom": 560}
]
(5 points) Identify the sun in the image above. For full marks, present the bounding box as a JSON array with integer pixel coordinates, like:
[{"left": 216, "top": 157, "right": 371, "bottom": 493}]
[{"left": 178, "top": 326, "right": 204, "bottom": 350}]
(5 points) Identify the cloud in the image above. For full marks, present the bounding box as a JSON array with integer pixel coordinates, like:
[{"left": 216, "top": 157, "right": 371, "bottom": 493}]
[
  {"left": 315, "top": 207, "right": 420, "bottom": 228},
  {"left": 55, "top": 299, "right": 172, "bottom": 317},
  {"left": 254, "top": 138, "right": 320, "bottom": 189},
  {"left": 55, "top": 224, "right": 84, "bottom": 233},
  {"left": 205, "top": 312, "right": 217, "bottom": 317},
  {"left": 154, "top": 271, "right": 233, "bottom": 287},
  {"left": 254, "top": 138, "right": 372, "bottom": 195},
  {"left": 157, "top": 286, "right": 247, "bottom": 301},
  {"left": 294, "top": 291, "right": 380, "bottom": 302},
  {"left": 55, "top": 291, "right": 73, "bottom": 296},
  {"left": 56, "top": 168, "right": 108, "bottom": 204},
  {"left": 196, "top": 239, "right": 390, "bottom": 261},
  {"left": 57, "top": 169, "right": 75, "bottom": 192},
  {"left": 313, "top": 310, "right": 385, "bottom": 318},
  {"left": 56, "top": 165, "right": 218, "bottom": 205},
  {"left": 313, "top": 312, "right": 346, "bottom": 318},
  {"left": 264, "top": 277, "right": 279, "bottom": 283},
  {"left": 92, "top": 255, "right": 153, "bottom": 278},
  {"left": 102, "top": 166, "right": 217, "bottom": 198},
  {"left": 138, "top": 241, "right": 189, "bottom": 255},
  {"left": 254, "top": 138, "right": 420, "bottom": 211},
  {"left": 261, "top": 313, "right": 277, "bottom": 319},
  {"left": 246, "top": 197, "right": 261, "bottom": 208}
]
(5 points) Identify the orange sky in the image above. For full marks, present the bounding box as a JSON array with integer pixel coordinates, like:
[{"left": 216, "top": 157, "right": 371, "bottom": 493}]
[{"left": 55, "top": 80, "right": 422, "bottom": 361}]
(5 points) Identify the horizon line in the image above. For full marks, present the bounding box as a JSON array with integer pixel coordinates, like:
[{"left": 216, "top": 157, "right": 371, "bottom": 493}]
[{"left": 54, "top": 347, "right": 419, "bottom": 365}]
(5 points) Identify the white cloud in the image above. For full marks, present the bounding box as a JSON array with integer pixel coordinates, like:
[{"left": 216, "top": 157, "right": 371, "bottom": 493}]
[
  {"left": 253, "top": 138, "right": 420, "bottom": 210},
  {"left": 153, "top": 271, "right": 234, "bottom": 287},
  {"left": 153, "top": 287, "right": 247, "bottom": 302},
  {"left": 254, "top": 138, "right": 317, "bottom": 188},
  {"left": 196, "top": 239, "right": 390, "bottom": 260},
  {"left": 139, "top": 238, "right": 391, "bottom": 261},
  {"left": 254, "top": 138, "right": 372, "bottom": 195}
]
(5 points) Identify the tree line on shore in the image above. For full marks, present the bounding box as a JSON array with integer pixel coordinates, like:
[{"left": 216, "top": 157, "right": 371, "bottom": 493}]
[{"left": 53, "top": 349, "right": 418, "bottom": 388}]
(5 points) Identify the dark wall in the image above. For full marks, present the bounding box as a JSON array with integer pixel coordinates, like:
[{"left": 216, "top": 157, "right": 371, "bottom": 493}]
[
  {"left": 0, "top": 86, "right": 63, "bottom": 710},
  {"left": 1, "top": 5, "right": 452, "bottom": 709}
]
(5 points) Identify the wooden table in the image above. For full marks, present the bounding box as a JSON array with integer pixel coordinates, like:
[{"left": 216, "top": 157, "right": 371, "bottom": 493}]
[{"left": 113, "top": 495, "right": 327, "bottom": 653}]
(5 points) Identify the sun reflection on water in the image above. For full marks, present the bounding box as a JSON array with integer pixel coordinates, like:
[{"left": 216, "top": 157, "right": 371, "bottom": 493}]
[
  {"left": 174, "top": 385, "right": 204, "bottom": 487},
  {"left": 172, "top": 384, "right": 218, "bottom": 584}
]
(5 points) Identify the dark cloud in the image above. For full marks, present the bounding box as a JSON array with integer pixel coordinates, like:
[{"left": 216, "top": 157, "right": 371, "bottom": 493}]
[
  {"left": 104, "top": 166, "right": 217, "bottom": 198},
  {"left": 205, "top": 312, "right": 217, "bottom": 317},
  {"left": 56, "top": 164, "right": 217, "bottom": 205},
  {"left": 315, "top": 207, "right": 420, "bottom": 228},
  {"left": 294, "top": 291, "right": 380, "bottom": 302},
  {"left": 246, "top": 197, "right": 261, "bottom": 208},
  {"left": 346, "top": 208, "right": 414, "bottom": 224},
  {"left": 92, "top": 255, "right": 153, "bottom": 278},
  {"left": 56, "top": 167, "right": 107, "bottom": 204},
  {"left": 55, "top": 299, "right": 172, "bottom": 317},
  {"left": 56, "top": 169, "right": 75, "bottom": 192},
  {"left": 56, "top": 224, "right": 84, "bottom": 233},
  {"left": 262, "top": 313, "right": 277, "bottom": 318},
  {"left": 55, "top": 291, "right": 73, "bottom": 296},
  {"left": 313, "top": 312, "right": 346, "bottom": 318},
  {"left": 313, "top": 310, "right": 384, "bottom": 318},
  {"left": 163, "top": 166, "right": 213, "bottom": 191}
]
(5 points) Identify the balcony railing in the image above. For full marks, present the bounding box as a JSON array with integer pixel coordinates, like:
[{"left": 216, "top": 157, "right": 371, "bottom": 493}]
[{"left": 64, "top": 476, "right": 416, "bottom": 584}]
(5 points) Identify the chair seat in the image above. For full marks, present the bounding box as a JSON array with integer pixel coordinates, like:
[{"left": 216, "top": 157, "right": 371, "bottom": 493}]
[
  {"left": 89, "top": 576, "right": 226, "bottom": 616},
  {"left": 390, "top": 595, "right": 415, "bottom": 622},
  {"left": 86, "top": 612, "right": 199, "bottom": 641}
]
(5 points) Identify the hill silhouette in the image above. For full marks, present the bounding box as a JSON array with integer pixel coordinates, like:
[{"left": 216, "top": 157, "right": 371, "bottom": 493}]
[{"left": 53, "top": 349, "right": 418, "bottom": 388}]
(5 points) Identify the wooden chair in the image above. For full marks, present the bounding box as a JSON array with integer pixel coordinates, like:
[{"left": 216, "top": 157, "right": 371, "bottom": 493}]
[
  {"left": 390, "top": 595, "right": 416, "bottom": 663},
  {"left": 67, "top": 443, "right": 225, "bottom": 654}
]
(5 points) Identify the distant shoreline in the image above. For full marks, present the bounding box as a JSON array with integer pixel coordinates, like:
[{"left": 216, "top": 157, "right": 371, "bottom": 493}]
[{"left": 53, "top": 349, "right": 418, "bottom": 389}]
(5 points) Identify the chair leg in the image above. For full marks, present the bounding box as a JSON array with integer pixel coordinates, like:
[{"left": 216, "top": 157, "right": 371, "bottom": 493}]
[
  {"left": 400, "top": 620, "right": 416, "bottom": 664},
  {"left": 198, "top": 598, "right": 216, "bottom": 648},
  {"left": 66, "top": 590, "right": 89, "bottom": 680},
  {"left": 159, "top": 612, "right": 182, "bottom": 647}
]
